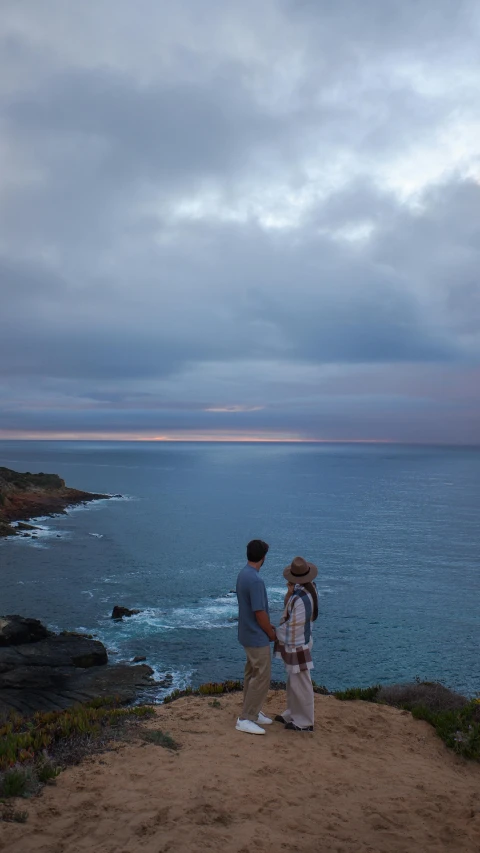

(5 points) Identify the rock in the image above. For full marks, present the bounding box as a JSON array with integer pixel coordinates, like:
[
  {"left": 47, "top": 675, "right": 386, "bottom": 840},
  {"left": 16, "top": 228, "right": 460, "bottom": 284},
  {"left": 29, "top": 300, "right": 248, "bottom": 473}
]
[
  {"left": 0, "top": 466, "right": 110, "bottom": 537},
  {"left": 111, "top": 606, "right": 141, "bottom": 620},
  {"left": 132, "top": 655, "right": 147, "bottom": 663},
  {"left": 0, "top": 615, "right": 154, "bottom": 720},
  {"left": 16, "top": 522, "right": 41, "bottom": 531},
  {"left": 0, "top": 615, "right": 52, "bottom": 647},
  {"left": 157, "top": 673, "right": 174, "bottom": 689}
]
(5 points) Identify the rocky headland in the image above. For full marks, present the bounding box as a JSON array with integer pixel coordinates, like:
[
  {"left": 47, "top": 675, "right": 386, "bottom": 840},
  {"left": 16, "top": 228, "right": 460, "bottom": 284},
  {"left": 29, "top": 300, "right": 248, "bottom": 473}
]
[
  {"left": 0, "top": 615, "right": 155, "bottom": 720},
  {"left": 0, "top": 467, "right": 111, "bottom": 537}
]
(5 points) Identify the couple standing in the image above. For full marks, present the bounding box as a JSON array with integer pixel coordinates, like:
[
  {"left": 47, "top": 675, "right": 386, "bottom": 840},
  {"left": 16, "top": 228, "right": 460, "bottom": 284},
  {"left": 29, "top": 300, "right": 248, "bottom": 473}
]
[{"left": 235, "top": 539, "right": 318, "bottom": 736}]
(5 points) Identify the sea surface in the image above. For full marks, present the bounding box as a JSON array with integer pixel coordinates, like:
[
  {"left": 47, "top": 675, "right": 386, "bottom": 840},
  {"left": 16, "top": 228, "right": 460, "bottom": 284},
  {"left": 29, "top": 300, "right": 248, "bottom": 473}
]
[{"left": 1, "top": 441, "right": 479, "bottom": 698}]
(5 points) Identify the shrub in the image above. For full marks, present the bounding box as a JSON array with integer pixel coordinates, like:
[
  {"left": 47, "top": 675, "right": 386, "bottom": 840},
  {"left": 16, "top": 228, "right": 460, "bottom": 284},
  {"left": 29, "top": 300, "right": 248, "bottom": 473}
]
[
  {"left": 0, "top": 806, "right": 28, "bottom": 823},
  {"left": 0, "top": 769, "right": 30, "bottom": 799},
  {"left": 0, "top": 698, "right": 155, "bottom": 797},
  {"left": 377, "top": 682, "right": 468, "bottom": 713},
  {"left": 334, "top": 685, "right": 380, "bottom": 702}
]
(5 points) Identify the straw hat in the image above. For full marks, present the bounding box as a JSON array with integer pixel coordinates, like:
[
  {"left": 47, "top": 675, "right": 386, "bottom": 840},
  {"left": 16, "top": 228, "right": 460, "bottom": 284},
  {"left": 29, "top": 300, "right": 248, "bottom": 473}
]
[{"left": 283, "top": 555, "right": 318, "bottom": 585}]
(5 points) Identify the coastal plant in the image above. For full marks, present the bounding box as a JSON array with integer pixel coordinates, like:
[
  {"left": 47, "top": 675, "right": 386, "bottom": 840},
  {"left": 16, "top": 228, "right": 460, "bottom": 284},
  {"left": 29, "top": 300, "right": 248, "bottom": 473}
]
[
  {"left": 0, "top": 699, "right": 155, "bottom": 797},
  {"left": 209, "top": 699, "right": 222, "bottom": 709},
  {"left": 334, "top": 685, "right": 380, "bottom": 702},
  {"left": 0, "top": 805, "right": 29, "bottom": 823},
  {"left": 141, "top": 729, "right": 180, "bottom": 751},
  {"left": 0, "top": 769, "right": 31, "bottom": 799},
  {"left": 411, "top": 701, "right": 480, "bottom": 760},
  {"left": 163, "top": 680, "right": 244, "bottom": 703}
]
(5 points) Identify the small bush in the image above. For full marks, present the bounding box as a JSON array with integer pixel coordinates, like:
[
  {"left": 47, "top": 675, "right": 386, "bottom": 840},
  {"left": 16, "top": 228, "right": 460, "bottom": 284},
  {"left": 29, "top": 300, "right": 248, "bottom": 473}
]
[
  {"left": 0, "top": 805, "right": 28, "bottom": 823},
  {"left": 142, "top": 729, "right": 179, "bottom": 751},
  {"left": 334, "top": 686, "right": 380, "bottom": 702},
  {"left": 0, "top": 769, "right": 30, "bottom": 799},
  {"left": 209, "top": 699, "right": 222, "bottom": 709},
  {"left": 377, "top": 682, "right": 468, "bottom": 713},
  {"left": 312, "top": 681, "right": 330, "bottom": 695},
  {"left": 36, "top": 762, "right": 60, "bottom": 784}
]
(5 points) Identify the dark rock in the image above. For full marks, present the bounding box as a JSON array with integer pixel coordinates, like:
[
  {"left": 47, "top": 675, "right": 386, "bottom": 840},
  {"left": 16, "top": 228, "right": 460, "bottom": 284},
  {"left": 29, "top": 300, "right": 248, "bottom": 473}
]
[
  {"left": 0, "top": 615, "right": 52, "bottom": 647},
  {"left": 16, "top": 522, "right": 41, "bottom": 531},
  {"left": 0, "top": 615, "right": 154, "bottom": 720},
  {"left": 111, "top": 606, "right": 141, "bottom": 620},
  {"left": 157, "top": 673, "right": 174, "bottom": 689},
  {"left": 132, "top": 655, "right": 147, "bottom": 663},
  {"left": 0, "top": 466, "right": 110, "bottom": 536}
]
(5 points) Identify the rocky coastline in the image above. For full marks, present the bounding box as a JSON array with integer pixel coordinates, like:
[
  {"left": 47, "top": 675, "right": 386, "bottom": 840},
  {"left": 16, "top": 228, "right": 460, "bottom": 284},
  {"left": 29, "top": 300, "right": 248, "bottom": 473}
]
[
  {"left": 0, "top": 615, "right": 155, "bottom": 720},
  {"left": 0, "top": 466, "right": 112, "bottom": 538}
]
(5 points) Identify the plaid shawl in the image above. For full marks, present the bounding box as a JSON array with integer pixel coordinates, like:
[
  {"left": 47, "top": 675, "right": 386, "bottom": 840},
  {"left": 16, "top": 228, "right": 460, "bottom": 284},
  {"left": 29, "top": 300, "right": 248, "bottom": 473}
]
[{"left": 274, "top": 585, "right": 314, "bottom": 674}]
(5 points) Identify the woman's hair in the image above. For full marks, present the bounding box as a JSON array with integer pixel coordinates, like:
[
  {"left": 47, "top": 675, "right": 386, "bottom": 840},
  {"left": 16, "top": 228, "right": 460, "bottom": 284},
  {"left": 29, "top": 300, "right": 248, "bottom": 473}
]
[{"left": 302, "top": 581, "right": 319, "bottom": 621}]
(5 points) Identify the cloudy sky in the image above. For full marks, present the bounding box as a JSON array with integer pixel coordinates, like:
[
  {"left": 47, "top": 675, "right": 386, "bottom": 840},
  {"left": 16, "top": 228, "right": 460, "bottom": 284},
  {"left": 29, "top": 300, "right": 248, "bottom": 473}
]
[{"left": 1, "top": 0, "right": 479, "bottom": 443}]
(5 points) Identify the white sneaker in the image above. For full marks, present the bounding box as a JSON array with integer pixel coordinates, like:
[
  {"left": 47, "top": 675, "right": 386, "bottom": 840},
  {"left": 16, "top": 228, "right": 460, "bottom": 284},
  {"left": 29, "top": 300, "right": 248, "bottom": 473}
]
[
  {"left": 235, "top": 718, "right": 266, "bottom": 735},
  {"left": 257, "top": 711, "right": 273, "bottom": 725}
]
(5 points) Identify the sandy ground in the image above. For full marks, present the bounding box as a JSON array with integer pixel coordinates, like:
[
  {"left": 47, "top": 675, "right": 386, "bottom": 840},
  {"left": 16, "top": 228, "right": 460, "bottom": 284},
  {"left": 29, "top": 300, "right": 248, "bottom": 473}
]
[{"left": 1, "top": 691, "right": 480, "bottom": 853}]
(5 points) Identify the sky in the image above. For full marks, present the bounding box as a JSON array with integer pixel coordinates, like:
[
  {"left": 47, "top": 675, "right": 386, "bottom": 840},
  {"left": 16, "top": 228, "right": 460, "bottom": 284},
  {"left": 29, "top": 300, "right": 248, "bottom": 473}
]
[{"left": 1, "top": 0, "right": 479, "bottom": 444}]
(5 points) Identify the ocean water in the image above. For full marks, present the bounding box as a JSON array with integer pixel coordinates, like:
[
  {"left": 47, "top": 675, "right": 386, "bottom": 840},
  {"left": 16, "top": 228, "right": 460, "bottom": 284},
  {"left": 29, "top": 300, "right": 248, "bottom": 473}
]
[{"left": 1, "top": 441, "right": 479, "bottom": 698}]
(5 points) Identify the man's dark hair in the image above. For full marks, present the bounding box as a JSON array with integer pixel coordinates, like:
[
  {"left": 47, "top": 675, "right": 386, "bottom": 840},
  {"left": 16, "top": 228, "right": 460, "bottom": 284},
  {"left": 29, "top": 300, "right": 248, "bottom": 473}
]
[{"left": 247, "top": 539, "right": 269, "bottom": 563}]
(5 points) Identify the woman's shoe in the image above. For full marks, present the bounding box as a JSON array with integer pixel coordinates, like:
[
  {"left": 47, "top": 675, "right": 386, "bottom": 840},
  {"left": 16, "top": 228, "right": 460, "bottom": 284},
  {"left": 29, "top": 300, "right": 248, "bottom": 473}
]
[
  {"left": 284, "top": 722, "right": 314, "bottom": 732},
  {"left": 274, "top": 715, "right": 288, "bottom": 724}
]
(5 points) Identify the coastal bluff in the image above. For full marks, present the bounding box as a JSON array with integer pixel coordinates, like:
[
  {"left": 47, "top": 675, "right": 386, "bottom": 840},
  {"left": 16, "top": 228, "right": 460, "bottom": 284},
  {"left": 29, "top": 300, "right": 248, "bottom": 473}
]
[
  {"left": 0, "top": 466, "right": 110, "bottom": 537},
  {"left": 0, "top": 616, "right": 154, "bottom": 720}
]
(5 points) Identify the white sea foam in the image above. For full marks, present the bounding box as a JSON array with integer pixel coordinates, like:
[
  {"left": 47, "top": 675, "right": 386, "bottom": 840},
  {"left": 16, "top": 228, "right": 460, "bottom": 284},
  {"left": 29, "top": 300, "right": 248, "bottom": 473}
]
[{"left": 147, "top": 665, "right": 193, "bottom": 702}]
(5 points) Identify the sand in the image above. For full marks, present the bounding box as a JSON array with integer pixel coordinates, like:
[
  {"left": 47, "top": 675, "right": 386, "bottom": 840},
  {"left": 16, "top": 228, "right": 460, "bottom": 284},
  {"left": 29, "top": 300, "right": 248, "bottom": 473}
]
[{"left": 1, "top": 691, "right": 480, "bottom": 853}]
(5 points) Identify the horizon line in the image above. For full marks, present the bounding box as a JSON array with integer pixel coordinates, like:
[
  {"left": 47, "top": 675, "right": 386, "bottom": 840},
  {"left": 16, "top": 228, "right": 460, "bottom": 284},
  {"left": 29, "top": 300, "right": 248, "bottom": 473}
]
[{"left": 0, "top": 435, "right": 479, "bottom": 447}]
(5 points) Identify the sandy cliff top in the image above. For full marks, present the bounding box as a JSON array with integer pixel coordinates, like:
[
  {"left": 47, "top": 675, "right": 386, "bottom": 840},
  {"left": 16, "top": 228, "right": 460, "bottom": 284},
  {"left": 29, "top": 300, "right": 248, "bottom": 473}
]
[{"left": 2, "top": 690, "right": 480, "bottom": 853}]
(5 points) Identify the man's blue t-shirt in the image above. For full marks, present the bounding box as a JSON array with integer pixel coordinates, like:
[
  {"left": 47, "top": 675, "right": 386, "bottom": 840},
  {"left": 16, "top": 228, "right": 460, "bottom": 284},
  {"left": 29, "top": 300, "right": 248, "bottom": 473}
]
[{"left": 236, "top": 564, "right": 270, "bottom": 648}]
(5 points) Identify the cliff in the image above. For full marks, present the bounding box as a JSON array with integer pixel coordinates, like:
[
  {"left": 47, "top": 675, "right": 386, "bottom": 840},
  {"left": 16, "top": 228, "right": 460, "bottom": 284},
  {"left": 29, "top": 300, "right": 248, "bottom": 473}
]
[{"left": 0, "top": 467, "right": 109, "bottom": 537}]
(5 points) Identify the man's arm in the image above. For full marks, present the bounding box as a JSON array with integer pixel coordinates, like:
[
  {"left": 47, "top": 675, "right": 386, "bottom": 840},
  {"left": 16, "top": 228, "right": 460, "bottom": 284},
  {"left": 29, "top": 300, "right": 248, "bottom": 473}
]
[{"left": 254, "top": 610, "right": 276, "bottom": 642}]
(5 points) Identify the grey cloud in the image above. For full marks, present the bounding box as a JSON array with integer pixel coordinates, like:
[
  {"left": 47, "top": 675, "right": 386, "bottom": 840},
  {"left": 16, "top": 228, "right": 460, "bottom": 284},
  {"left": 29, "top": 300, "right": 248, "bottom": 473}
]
[{"left": 1, "top": 0, "right": 480, "bottom": 441}]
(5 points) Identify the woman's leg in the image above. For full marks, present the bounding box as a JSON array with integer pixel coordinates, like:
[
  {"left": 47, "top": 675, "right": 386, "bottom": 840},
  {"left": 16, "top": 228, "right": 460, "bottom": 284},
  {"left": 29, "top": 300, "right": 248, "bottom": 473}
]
[
  {"left": 279, "top": 672, "right": 293, "bottom": 722},
  {"left": 288, "top": 670, "right": 314, "bottom": 727}
]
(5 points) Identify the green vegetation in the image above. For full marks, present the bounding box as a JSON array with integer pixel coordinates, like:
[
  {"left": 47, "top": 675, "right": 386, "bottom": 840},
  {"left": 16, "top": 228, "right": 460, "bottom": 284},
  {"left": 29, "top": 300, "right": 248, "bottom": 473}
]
[
  {"left": 0, "top": 805, "right": 29, "bottom": 823},
  {"left": 163, "top": 680, "right": 243, "bottom": 703},
  {"left": 141, "top": 729, "right": 180, "bottom": 751},
  {"left": 209, "top": 699, "right": 222, "bottom": 709},
  {"left": 0, "top": 697, "right": 155, "bottom": 802},
  {"left": 334, "top": 685, "right": 381, "bottom": 702},
  {"left": 0, "top": 769, "right": 31, "bottom": 799}
]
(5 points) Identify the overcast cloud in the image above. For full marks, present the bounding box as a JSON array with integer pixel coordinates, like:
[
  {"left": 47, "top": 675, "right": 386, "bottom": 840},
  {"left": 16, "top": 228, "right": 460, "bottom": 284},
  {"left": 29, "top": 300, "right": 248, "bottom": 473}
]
[{"left": 1, "top": 0, "right": 479, "bottom": 442}]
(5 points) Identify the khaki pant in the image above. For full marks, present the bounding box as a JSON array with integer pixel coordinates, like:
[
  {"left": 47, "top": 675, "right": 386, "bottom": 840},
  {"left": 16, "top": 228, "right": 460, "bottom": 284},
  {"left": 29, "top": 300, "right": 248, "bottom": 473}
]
[
  {"left": 281, "top": 670, "right": 314, "bottom": 728},
  {"left": 241, "top": 645, "right": 271, "bottom": 722}
]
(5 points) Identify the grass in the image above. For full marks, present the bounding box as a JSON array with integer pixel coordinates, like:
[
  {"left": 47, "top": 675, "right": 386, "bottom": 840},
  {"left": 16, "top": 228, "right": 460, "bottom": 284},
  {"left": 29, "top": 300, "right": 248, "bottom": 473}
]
[
  {"left": 163, "top": 680, "right": 243, "bottom": 703},
  {"left": 141, "top": 729, "right": 180, "bottom": 751},
  {"left": 334, "top": 685, "right": 381, "bottom": 702},
  {"left": 0, "top": 697, "right": 155, "bottom": 802},
  {"left": 0, "top": 805, "right": 29, "bottom": 823}
]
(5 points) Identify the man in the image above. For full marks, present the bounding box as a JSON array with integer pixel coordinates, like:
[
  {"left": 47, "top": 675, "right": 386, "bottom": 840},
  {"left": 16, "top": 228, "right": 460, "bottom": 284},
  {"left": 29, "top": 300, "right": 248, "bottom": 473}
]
[{"left": 235, "top": 539, "right": 276, "bottom": 735}]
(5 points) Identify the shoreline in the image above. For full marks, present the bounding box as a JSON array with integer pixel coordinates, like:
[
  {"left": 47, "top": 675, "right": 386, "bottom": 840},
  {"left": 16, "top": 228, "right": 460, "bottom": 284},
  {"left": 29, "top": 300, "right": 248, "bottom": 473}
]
[{"left": 0, "top": 466, "right": 113, "bottom": 538}]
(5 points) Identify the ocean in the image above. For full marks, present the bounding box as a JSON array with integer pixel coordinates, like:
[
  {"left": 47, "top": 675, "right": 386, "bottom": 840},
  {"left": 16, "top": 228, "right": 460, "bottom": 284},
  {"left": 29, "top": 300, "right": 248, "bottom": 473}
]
[{"left": 1, "top": 441, "right": 479, "bottom": 698}]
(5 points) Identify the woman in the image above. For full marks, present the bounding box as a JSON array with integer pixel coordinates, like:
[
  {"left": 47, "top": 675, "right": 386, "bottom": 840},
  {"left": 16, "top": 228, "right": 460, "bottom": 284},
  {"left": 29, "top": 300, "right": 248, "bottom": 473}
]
[{"left": 274, "top": 556, "right": 319, "bottom": 732}]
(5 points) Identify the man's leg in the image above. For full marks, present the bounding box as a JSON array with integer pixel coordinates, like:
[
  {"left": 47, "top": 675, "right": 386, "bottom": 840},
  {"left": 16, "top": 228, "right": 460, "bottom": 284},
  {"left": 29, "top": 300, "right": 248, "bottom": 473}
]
[
  {"left": 241, "top": 645, "right": 271, "bottom": 722},
  {"left": 243, "top": 649, "right": 254, "bottom": 707},
  {"left": 287, "top": 669, "right": 314, "bottom": 728}
]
